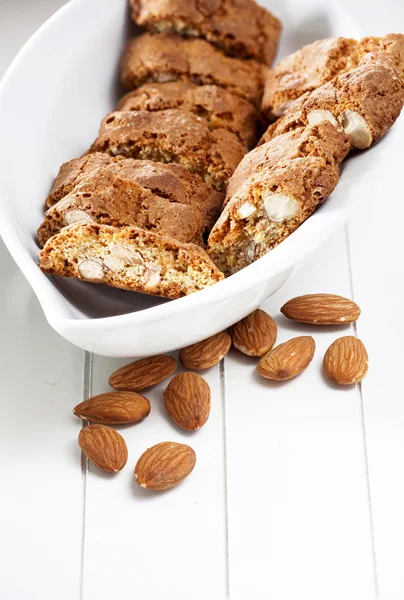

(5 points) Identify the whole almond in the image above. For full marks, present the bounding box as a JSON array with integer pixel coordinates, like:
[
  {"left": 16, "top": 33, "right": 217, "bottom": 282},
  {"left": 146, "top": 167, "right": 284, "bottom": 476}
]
[
  {"left": 281, "top": 294, "right": 361, "bottom": 324},
  {"left": 109, "top": 355, "right": 177, "bottom": 391},
  {"left": 323, "top": 336, "right": 368, "bottom": 384},
  {"left": 257, "top": 336, "right": 315, "bottom": 380},
  {"left": 179, "top": 332, "right": 231, "bottom": 370},
  {"left": 73, "top": 391, "right": 150, "bottom": 425},
  {"left": 78, "top": 424, "right": 128, "bottom": 472},
  {"left": 134, "top": 442, "right": 196, "bottom": 490},
  {"left": 164, "top": 372, "right": 210, "bottom": 430},
  {"left": 229, "top": 309, "right": 277, "bottom": 356}
]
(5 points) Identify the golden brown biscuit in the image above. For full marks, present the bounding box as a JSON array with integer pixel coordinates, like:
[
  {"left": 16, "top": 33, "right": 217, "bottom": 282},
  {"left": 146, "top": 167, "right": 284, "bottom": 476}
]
[
  {"left": 129, "top": 0, "right": 282, "bottom": 65},
  {"left": 260, "top": 64, "right": 404, "bottom": 149},
  {"left": 118, "top": 81, "right": 258, "bottom": 147},
  {"left": 40, "top": 223, "right": 224, "bottom": 299},
  {"left": 121, "top": 33, "right": 267, "bottom": 106},
  {"left": 89, "top": 110, "right": 247, "bottom": 191},
  {"left": 261, "top": 34, "right": 404, "bottom": 120},
  {"left": 208, "top": 124, "right": 349, "bottom": 275}
]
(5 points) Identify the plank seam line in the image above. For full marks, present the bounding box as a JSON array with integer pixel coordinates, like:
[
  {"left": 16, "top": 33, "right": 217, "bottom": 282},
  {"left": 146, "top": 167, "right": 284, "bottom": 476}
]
[
  {"left": 220, "top": 358, "right": 230, "bottom": 597},
  {"left": 80, "top": 351, "right": 93, "bottom": 600},
  {"left": 345, "top": 223, "right": 379, "bottom": 598}
]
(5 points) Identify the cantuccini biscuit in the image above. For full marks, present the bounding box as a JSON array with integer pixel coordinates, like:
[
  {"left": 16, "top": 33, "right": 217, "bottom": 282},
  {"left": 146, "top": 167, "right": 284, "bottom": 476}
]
[
  {"left": 46, "top": 154, "right": 223, "bottom": 232},
  {"left": 89, "top": 110, "right": 247, "bottom": 191},
  {"left": 121, "top": 33, "right": 267, "bottom": 106},
  {"left": 208, "top": 124, "right": 349, "bottom": 275},
  {"left": 118, "top": 81, "right": 258, "bottom": 147},
  {"left": 261, "top": 34, "right": 404, "bottom": 120},
  {"left": 40, "top": 223, "right": 224, "bottom": 299},
  {"left": 38, "top": 182, "right": 204, "bottom": 247},
  {"left": 260, "top": 64, "right": 404, "bottom": 149},
  {"left": 129, "top": 0, "right": 282, "bottom": 65}
]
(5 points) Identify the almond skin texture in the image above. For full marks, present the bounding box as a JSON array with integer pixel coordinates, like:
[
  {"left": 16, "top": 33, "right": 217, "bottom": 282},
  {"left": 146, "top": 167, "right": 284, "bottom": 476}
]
[
  {"left": 179, "top": 332, "right": 231, "bottom": 370},
  {"left": 323, "top": 336, "right": 369, "bottom": 384},
  {"left": 109, "top": 355, "right": 177, "bottom": 391},
  {"left": 257, "top": 336, "right": 316, "bottom": 380},
  {"left": 73, "top": 391, "right": 150, "bottom": 425},
  {"left": 229, "top": 309, "right": 277, "bottom": 356},
  {"left": 281, "top": 294, "right": 361, "bottom": 325},
  {"left": 78, "top": 425, "right": 128, "bottom": 472},
  {"left": 164, "top": 372, "right": 210, "bottom": 430},
  {"left": 134, "top": 442, "right": 196, "bottom": 490}
]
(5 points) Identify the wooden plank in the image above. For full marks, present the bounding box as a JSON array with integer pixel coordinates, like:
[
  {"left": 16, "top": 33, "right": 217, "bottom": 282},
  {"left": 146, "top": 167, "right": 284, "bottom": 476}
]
[
  {"left": 82, "top": 355, "right": 227, "bottom": 599},
  {"left": 0, "top": 242, "right": 84, "bottom": 599},
  {"left": 224, "top": 230, "right": 376, "bottom": 599},
  {"left": 348, "top": 139, "right": 404, "bottom": 599}
]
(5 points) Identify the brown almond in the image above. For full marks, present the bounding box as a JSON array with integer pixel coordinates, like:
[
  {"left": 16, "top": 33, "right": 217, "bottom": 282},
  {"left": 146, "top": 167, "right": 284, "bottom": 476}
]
[
  {"left": 109, "top": 355, "right": 177, "bottom": 391},
  {"left": 164, "top": 372, "right": 210, "bottom": 430},
  {"left": 78, "top": 424, "right": 128, "bottom": 472},
  {"left": 230, "top": 309, "right": 277, "bottom": 356},
  {"left": 281, "top": 294, "right": 361, "bottom": 325},
  {"left": 134, "top": 442, "right": 196, "bottom": 490},
  {"left": 179, "top": 332, "right": 231, "bottom": 370},
  {"left": 257, "top": 336, "right": 315, "bottom": 380},
  {"left": 73, "top": 391, "right": 150, "bottom": 425},
  {"left": 323, "top": 336, "right": 368, "bottom": 384}
]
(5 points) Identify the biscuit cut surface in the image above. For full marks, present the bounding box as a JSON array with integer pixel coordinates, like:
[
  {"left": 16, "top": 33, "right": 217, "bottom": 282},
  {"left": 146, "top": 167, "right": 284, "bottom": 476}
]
[
  {"left": 261, "top": 64, "right": 404, "bottom": 149},
  {"left": 129, "top": 0, "right": 282, "bottom": 65},
  {"left": 47, "top": 153, "right": 223, "bottom": 232},
  {"left": 118, "top": 81, "right": 258, "bottom": 148},
  {"left": 261, "top": 34, "right": 404, "bottom": 120},
  {"left": 208, "top": 124, "right": 348, "bottom": 275},
  {"left": 89, "top": 110, "right": 246, "bottom": 191},
  {"left": 121, "top": 33, "right": 267, "bottom": 106},
  {"left": 40, "top": 223, "right": 224, "bottom": 299}
]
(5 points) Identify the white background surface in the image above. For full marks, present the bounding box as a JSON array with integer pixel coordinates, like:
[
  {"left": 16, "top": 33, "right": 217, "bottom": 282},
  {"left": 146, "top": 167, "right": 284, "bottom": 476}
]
[{"left": 0, "top": 0, "right": 403, "bottom": 598}]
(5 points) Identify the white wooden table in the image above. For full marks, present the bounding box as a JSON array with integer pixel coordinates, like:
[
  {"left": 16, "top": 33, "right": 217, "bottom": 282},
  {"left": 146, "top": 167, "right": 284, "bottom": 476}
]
[{"left": 1, "top": 1, "right": 403, "bottom": 598}]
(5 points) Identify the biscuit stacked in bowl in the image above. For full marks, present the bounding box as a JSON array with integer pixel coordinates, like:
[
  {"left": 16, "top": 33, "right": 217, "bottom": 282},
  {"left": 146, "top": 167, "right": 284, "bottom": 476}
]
[
  {"left": 39, "top": 0, "right": 282, "bottom": 299},
  {"left": 207, "top": 34, "right": 404, "bottom": 275}
]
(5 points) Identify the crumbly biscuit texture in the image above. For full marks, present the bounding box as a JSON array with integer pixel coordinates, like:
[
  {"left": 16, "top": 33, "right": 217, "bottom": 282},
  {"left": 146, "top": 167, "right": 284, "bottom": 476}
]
[
  {"left": 47, "top": 153, "right": 223, "bottom": 231},
  {"left": 261, "top": 64, "right": 404, "bottom": 149},
  {"left": 261, "top": 34, "right": 404, "bottom": 120},
  {"left": 38, "top": 182, "right": 204, "bottom": 247},
  {"left": 40, "top": 223, "right": 224, "bottom": 299},
  {"left": 129, "top": 0, "right": 282, "bottom": 65},
  {"left": 89, "top": 109, "right": 247, "bottom": 191},
  {"left": 121, "top": 33, "right": 267, "bottom": 106},
  {"left": 118, "top": 81, "right": 258, "bottom": 147}
]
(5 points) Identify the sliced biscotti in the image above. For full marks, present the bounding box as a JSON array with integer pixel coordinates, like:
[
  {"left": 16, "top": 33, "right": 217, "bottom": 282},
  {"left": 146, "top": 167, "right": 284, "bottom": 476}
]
[
  {"left": 89, "top": 110, "right": 247, "bottom": 191},
  {"left": 208, "top": 157, "right": 340, "bottom": 275},
  {"left": 129, "top": 0, "right": 282, "bottom": 65},
  {"left": 38, "top": 184, "right": 204, "bottom": 247},
  {"left": 261, "top": 64, "right": 404, "bottom": 149},
  {"left": 118, "top": 81, "right": 258, "bottom": 148},
  {"left": 120, "top": 33, "right": 267, "bottom": 106},
  {"left": 46, "top": 154, "right": 223, "bottom": 231},
  {"left": 207, "top": 124, "right": 349, "bottom": 275},
  {"left": 40, "top": 223, "right": 224, "bottom": 299},
  {"left": 228, "top": 122, "right": 350, "bottom": 199},
  {"left": 261, "top": 34, "right": 404, "bottom": 120}
]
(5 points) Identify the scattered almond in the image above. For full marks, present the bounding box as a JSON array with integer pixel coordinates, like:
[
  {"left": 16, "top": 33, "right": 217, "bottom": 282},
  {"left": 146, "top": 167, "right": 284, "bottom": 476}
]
[
  {"left": 78, "top": 424, "right": 128, "bottom": 472},
  {"left": 134, "top": 442, "right": 196, "bottom": 490},
  {"left": 109, "top": 355, "right": 177, "bottom": 391},
  {"left": 257, "top": 336, "right": 316, "bottom": 380},
  {"left": 229, "top": 309, "right": 277, "bottom": 356},
  {"left": 73, "top": 391, "right": 150, "bottom": 425},
  {"left": 281, "top": 294, "right": 361, "bottom": 325},
  {"left": 323, "top": 336, "right": 368, "bottom": 384},
  {"left": 164, "top": 372, "right": 210, "bottom": 430},
  {"left": 179, "top": 332, "right": 231, "bottom": 370}
]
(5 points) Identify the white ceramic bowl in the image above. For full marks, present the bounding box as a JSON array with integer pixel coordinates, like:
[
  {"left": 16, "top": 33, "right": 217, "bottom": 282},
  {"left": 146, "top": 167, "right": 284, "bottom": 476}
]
[{"left": 0, "top": 0, "right": 401, "bottom": 356}]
